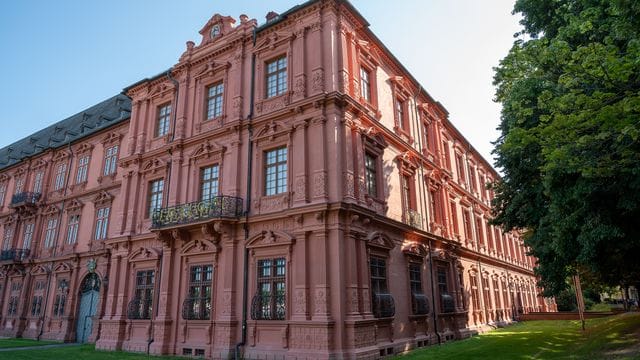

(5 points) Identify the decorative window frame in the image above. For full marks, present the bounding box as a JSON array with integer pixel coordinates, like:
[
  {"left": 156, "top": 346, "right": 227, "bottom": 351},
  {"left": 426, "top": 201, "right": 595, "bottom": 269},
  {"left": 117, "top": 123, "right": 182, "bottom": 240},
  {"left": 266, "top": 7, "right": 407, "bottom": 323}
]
[
  {"left": 146, "top": 81, "right": 176, "bottom": 146},
  {"left": 396, "top": 152, "right": 419, "bottom": 216},
  {"left": 50, "top": 151, "right": 70, "bottom": 195},
  {"left": 98, "top": 132, "right": 123, "bottom": 184},
  {"left": 389, "top": 76, "right": 413, "bottom": 144},
  {"left": 366, "top": 231, "right": 396, "bottom": 319},
  {"left": 247, "top": 230, "right": 295, "bottom": 323},
  {"left": 253, "top": 31, "right": 294, "bottom": 116},
  {"left": 360, "top": 129, "right": 388, "bottom": 207},
  {"left": 192, "top": 61, "right": 230, "bottom": 133},
  {"left": 250, "top": 120, "right": 294, "bottom": 214},
  {"left": 187, "top": 140, "right": 226, "bottom": 202},
  {"left": 355, "top": 41, "right": 380, "bottom": 115},
  {"left": 138, "top": 157, "right": 169, "bottom": 220},
  {"left": 402, "top": 242, "right": 429, "bottom": 318}
]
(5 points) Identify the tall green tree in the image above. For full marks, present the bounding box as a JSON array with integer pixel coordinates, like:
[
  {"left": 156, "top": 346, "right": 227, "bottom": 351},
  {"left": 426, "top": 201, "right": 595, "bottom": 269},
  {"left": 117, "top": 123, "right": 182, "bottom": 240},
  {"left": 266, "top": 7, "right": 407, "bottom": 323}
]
[{"left": 492, "top": 0, "right": 640, "bottom": 296}]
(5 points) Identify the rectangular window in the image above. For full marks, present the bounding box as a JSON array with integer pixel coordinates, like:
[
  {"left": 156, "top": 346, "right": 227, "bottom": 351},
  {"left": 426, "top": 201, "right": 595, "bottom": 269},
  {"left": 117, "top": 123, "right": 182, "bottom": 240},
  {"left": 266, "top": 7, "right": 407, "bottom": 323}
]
[
  {"left": 455, "top": 154, "right": 465, "bottom": 183},
  {"left": 14, "top": 177, "right": 25, "bottom": 194},
  {"left": 200, "top": 165, "right": 219, "bottom": 201},
  {"left": 206, "top": 82, "right": 224, "bottom": 119},
  {"left": 450, "top": 202, "right": 459, "bottom": 235},
  {"left": 469, "top": 165, "right": 477, "bottom": 192},
  {"left": 66, "top": 215, "right": 80, "bottom": 244},
  {"left": 129, "top": 270, "right": 155, "bottom": 320},
  {"left": 423, "top": 122, "right": 431, "bottom": 151},
  {"left": 31, "top": 295, "right": 43, "bottom": 317},
  {"left": 148, "top": 179, "right": 164, "bottom": 217},
  {"left": 253, "top": 258, "right": 286, "bottom": 320},
  {"left": 156, "top": 104, "right": 172, "bottom": 137},
  {"left": 402, "top": 175, "right": 414, "bottom": 210},
  {"left": 23, "top": 223, "right": 34, "bottom": 249},
  {"left": 264, "top": 147, "right": 287, "bottom": 196},
  {"left": 437, "top": 265, "right": 455, "bottom": 313},
  {"left": 7, "top": 296, "right": 19, "bottom": 316},
  {"left": 475, "top": 217, "right": 485, "bottom": 247},
  {"left": 2, "top": 227, "right": 13, "bottom": 250},
  {"left": 94, "top": 207, "right": 110, "bottom": 240},
  {"left": 396, "top": 99, "right": 407, "bottom": 130},
  {"left": 463, "top": 209, "right": 472, "bottom": 241},
  {"left": 360, "top": 67, "right": 371, "bottom": 102},
  {"left": 266, "top": 56, "right": 287, "bottom": 98},
  {"left": 33, "top": 171, "right": 44, "bottom": 193},
  {"left": 53, "top": 279, "right": 67, "bottom": 317},
  {"left": 76, "top": 155, "right": 90, "bottom": 183},
  {"left": 443, "top": 141, "right": 451, "bottom": 170},
  {"left": 470, "top": 275, "right": 481, "bottom": 310},
  {"left": 103, "top": 145, "right": 118, "bottom": 176},
  {"left": 493, "top": 278, "right": 502, "bottom": 310},
  {"left": 183, "top": 265, "right": 213, "bottom": 320},
  {"left": 364, "top": 152, "right": 378, "bottom": 197},
  {"left": 429, "top": 189, "right": 439, "bottom": 223},
  {"left": 54, "top": 163, "right": 67, "bottom": 190},
  {"left": 44, "top": 218, "right": 58, "bottom": 248},
  {"left": 0, "top": 183, "right": 6, "bottom": 206}
]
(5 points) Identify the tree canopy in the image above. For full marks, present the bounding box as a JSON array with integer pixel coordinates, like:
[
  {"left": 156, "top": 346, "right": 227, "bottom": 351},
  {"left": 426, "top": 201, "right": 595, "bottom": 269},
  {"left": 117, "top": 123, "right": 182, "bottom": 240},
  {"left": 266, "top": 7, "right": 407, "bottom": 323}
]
[{"left": 491, "top": 0, "right": 640, "bottom": 296}]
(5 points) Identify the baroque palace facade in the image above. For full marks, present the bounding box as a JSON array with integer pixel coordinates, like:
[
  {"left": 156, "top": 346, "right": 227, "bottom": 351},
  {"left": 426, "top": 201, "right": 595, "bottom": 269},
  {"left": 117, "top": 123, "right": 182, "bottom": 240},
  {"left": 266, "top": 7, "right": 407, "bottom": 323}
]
[{"left": 0, "top": 1, "right": 555, "bottom": 358}]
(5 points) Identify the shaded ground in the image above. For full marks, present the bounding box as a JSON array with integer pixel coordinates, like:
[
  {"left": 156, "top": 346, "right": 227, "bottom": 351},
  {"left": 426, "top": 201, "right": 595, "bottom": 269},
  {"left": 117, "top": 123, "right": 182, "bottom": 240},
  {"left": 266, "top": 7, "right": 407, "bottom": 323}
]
[
  {"left": 0, "top": 338, "right": 59, "bottom": 349},
  {"left": 397, "top": 312, "right": 640, "bottom": 360},
  {"left": 0, "top": 343, "right": 183, "bottom": 359}
]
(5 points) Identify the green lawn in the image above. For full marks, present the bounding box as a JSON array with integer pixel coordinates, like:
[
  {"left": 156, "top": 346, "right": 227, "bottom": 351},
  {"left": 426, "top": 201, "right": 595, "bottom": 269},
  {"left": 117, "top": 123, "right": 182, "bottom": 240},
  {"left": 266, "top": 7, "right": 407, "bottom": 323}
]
[
  {"left": 397, "top": 312, "right": 640, "bottom": 360},
  {"left": 0, "top": 344, "right": 185, "bottom": 359},
  {"left": 0, "top": 338, "right": 60, "bottom": 349}
]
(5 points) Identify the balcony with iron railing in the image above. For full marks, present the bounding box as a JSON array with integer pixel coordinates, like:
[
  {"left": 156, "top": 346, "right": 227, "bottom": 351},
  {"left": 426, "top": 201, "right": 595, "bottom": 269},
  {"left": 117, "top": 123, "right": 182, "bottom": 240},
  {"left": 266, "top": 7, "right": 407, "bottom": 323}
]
[
  {"left": 151, "top": 195, "right": 243, "bottom": 229},
  {"left": 403, "top": 208, "right": 423, "bottom": 230},
  {"left": 0, "top": 248, "right": 30, "bottom": 263},
  {"left": 10, "top": 192, "right": 41, "bottom": 208}
]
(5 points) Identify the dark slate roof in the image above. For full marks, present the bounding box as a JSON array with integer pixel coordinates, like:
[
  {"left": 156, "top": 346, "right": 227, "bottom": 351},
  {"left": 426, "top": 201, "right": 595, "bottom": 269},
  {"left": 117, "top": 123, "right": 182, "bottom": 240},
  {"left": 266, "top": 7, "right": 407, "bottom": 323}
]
[{"left": 0, "top": 94, "right": 131, "bottom": 171}]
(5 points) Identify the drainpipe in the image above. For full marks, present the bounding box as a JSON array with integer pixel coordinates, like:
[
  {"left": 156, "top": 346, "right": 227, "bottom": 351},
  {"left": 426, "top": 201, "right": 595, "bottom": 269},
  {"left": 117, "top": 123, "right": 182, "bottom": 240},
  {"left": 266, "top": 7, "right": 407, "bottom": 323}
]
[
  {"left": 427, "top": 239, "right": 441, "bottom": 345},
  {"left": 411, "top": 86, "right": 440, "bottom": 345},
  {"left": 146, "top": 69, "right": 178, "bottom": 355},
  {"left": 235, "top": 29, "right": 257, "bottom": 360},
  {"left": 38, "top": 142, "right": 73, "bottom": 341}
]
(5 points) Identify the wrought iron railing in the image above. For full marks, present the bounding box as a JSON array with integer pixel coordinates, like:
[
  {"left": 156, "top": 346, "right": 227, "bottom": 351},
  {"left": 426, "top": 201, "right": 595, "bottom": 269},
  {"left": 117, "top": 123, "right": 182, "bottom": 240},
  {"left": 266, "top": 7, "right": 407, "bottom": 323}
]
[
  {"left": 10, "top": 192, "right": 41, "bottom": 206},
  {"left": 404, "top": 208, "right": 423, "bottom": 230},
  {"left": 412, "top": 292, "right": 430, "bottom": 315},
  {"left": 126, "top": 298, "right": 153, "bottom": 320},
  {"left": 182, "top": 297, "right": 211, "bottom": 320},
  {"left": 372, "top": 293, "right": 396, "bottom": 318},
  {"left": 0, "top": 248, "right": 30, "bottom": 262},
  {"left": 441, "top": 293, "right": 456, "bottom": 313},
  {"left": 250, "top": 293, "right": 285, "bottom": 320},
  {"left": 151, "top": 196, "right": 243, "bottom": 229}
]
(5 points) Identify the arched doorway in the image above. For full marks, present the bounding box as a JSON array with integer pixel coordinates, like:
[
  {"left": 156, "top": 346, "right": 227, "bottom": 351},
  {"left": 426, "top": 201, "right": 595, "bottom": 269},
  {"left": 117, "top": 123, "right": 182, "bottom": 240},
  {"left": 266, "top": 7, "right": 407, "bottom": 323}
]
[{"left": 76, "top": 272, "right": 100, "bottom": 343}]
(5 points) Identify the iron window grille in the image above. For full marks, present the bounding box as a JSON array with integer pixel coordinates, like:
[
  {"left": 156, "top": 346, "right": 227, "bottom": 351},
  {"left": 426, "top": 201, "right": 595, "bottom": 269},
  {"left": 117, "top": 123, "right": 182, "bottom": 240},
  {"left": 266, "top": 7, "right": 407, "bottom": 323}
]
[
  {"left": 372, "top": 293, "right": 396, "bottom": 318},
  {"left": 182, "top": 265, "right": 213, "bottom": 320},
  {"left": 371, "top": 257, "right": 395, "bottom": 318},
  {"left": 264, "top": 147, "right": 287, "bottom": 196},
  {"left": 441, "top": 293, "right": 456, "bottom": 313},
  {"left": 206, "top": 82, "right": 224, "bottom": 119},
  {"left": 266, "top": 56, "right": 287, "bottom": 98},
  {"left": 409, "top": 263, "right": 429, "bottom": 315},
  {"left": 251, "top": 258, "right": 286, "bottom": 320},
  {"left": 128, "top": 270, "right": 154, "bottom": 320}
]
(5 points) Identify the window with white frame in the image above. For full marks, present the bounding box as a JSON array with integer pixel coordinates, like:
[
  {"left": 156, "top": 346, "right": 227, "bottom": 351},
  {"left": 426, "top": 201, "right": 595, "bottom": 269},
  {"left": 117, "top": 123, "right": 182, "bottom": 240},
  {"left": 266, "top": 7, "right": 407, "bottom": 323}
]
[
  {"left": 94, "top": 207, "right": 110, "bottom": 240},
  {"left": 44, "top": 218, "right": 58, "bottom": 248},
  {"left": 76, "top": 155, "right": 90, "bottom": 183},
  {"left": 54, "top": 163, "right": 67, "bottom": 190},
  {"left": 103, "top": 145, "right": 118, "bottom": 176},
  {"left": 148, "top": 179, "right": 164, "bottom": 217},
  {"left": 66, "top": 214, "right": 80, "bottom": 244},
  {"left": 156, "top": 104, "right": 172, "bottom": 137},
  {"left": 206, "top": 82, "right": 224, "bottom": 120},
  {"left": 33, "top": 171, "right": 44, "bottom": 193},
  {"left": 266, "top": 56, "right": 287, "bottom": 98},
  {"left": 200, "top": 165, "right": 219, "bottom": 201},
  {"left": 23, "top": 222, "right": 34, "bottom": 249},
  {"left": 264, "top": 147, "right": 287, "bottom": 196}
]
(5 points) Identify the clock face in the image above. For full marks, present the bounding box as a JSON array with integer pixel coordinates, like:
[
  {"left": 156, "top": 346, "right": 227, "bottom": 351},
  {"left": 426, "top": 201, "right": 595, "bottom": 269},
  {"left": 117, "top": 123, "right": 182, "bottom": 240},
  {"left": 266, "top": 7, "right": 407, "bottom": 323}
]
[{"left": 211, "top": 25, "right": 221, "bottom": 38}]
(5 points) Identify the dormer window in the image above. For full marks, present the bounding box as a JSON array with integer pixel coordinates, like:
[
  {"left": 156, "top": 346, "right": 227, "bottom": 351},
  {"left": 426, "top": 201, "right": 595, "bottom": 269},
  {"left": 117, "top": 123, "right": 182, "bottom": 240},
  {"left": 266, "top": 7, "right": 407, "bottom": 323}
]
[{"left": 210, "top": 24, "right": 221, "bottom": 38}]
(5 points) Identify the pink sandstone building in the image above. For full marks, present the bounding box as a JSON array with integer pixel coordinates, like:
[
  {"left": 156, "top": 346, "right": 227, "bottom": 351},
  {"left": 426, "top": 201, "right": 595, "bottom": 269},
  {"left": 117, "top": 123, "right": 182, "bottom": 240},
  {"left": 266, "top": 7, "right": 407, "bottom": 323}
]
[{"left": 0, "top": 1, "right": 556, "bottom": 358}]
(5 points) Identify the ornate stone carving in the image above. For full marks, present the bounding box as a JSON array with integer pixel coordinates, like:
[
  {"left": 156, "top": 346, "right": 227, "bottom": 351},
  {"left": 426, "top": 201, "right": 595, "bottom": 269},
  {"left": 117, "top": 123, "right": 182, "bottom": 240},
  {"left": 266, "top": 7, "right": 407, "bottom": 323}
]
[
  {"left": 311, "top": 68, "right": 324, "bottom": 93},
  {"left": 313, "top": 172, "right": 327, "bottom": 198},
  {"left": 294, "top": 176, "right": 306, "bottom": 201}
]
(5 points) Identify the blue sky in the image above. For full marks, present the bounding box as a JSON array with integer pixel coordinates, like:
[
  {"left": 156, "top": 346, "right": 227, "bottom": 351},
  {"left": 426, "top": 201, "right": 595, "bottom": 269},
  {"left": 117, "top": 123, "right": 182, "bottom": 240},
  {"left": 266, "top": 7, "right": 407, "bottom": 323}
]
[{"left": 0, "top": 0, "right": 520, "bottom": 165}]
